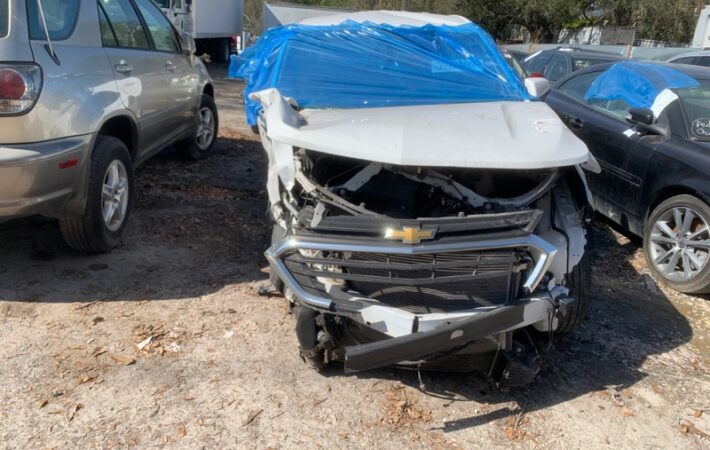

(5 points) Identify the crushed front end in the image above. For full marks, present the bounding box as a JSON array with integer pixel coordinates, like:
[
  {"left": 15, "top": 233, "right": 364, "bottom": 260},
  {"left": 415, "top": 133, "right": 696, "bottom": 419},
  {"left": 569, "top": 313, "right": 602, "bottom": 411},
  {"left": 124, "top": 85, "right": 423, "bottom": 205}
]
[{"left": 264, "top": 145, "right": 592, "bottom": 388}]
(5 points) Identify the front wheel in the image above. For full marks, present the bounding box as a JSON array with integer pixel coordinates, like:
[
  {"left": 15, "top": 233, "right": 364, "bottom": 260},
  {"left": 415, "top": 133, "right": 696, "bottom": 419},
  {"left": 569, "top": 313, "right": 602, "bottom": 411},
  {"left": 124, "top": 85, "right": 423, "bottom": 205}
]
[
  {"left": 60, "top": 136, "right": 134, "bottom": 253},
  {"left": 175, "top": 94, "right": 218, "bottom": 160},
  {"left": 644, "top": 194, "right": 710, "bottom": 294}
]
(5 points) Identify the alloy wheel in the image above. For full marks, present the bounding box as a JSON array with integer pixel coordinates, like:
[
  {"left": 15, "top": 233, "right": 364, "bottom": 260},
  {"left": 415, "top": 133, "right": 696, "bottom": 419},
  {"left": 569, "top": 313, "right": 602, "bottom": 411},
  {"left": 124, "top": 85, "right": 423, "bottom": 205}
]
[
  {"left": 196, "top": 107, "right": 215, "bottom": 150},
  {"left": 648, "top": 206, "right": 710, "bottom": 281},
  {"left": 101, "top": 160, "right": 129, "bottom": 232}
]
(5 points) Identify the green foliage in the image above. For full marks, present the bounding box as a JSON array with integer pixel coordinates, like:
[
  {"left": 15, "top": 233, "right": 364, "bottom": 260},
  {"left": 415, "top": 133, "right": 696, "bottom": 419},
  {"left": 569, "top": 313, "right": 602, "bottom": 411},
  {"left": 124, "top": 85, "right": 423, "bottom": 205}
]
[{"left": 245, "top": 0, "right": 703, "bottom": 44}]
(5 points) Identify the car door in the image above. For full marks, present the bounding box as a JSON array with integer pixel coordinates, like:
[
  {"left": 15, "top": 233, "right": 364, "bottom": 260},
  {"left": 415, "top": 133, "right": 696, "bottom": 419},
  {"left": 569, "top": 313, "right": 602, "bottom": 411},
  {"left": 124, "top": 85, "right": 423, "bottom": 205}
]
[
  {"left": 98, "top": 0, "right": 170, "bottom": 161},
  {"left": 133, "top": 0, "right": 197, "bottom": 139},
  {"left": 545, "top": 71, "right": 655, "bottom": 223}
]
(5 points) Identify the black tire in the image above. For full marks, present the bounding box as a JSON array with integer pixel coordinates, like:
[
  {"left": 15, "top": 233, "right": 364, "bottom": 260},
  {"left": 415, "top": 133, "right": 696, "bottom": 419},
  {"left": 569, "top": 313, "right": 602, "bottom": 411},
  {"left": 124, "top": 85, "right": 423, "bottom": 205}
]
[
  {"left": 556, "top": 230, "right": 593, "bottom": 334},
  {"left": 60, "top": 136, "right": 134, "bottom": 253},
  {"left": 643, "top": 194, "right": 710, "bottom": 294},
  {"left": 216, "top": 38, "right": 231, "bottom": 64},
  {"left": 175, "top": 94, "right": 218, "bottom": 160}
]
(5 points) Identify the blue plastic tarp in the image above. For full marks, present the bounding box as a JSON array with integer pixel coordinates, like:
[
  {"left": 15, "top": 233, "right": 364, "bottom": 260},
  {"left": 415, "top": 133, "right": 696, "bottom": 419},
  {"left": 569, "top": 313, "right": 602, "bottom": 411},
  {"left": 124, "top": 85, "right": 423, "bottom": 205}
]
[
  {"left": 229, "top": 21, "right": 531, "bottom": 125},
  {"left": 584, "top": 61, "right": 699, "bottom": 109}
]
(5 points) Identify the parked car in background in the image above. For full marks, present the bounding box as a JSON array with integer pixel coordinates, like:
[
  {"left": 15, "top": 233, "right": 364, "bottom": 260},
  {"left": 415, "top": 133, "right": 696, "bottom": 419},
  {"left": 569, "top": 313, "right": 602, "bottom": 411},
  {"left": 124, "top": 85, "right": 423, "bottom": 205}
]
[
  {"left": 506, "top": 48, "right": 529, "bottom": 64},
  {"left": 0, "top": 0, "right": 217, "bottom": 252},
  {"left": 544, "top": 61, "right": 710, "bottom": 293},
  {"left": 502, "top": 49, "right": 526, "bottom": 78},
  {"left": 667, "top": 50, "right": 710, "bottom": 68},
  {"left": 523, "top": 47, "right": 626, "bottom": 82},
  {"left": 233, "top": 11, "right": 597, "bottom": 388}
]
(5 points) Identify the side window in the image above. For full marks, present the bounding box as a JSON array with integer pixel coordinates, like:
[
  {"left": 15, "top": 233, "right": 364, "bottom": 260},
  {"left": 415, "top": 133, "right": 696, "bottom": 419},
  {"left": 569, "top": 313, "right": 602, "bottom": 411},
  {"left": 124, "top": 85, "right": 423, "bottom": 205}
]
[
  {"left": 698, "top": 56, "right": 710, "bottom": 67},
  {"left": 134, "top": 0, "right": 180, "bottom": 53},
  {"left": 97, "top": 3, "right": 118, "bottom": 46},
  {"left": 523, "top": 52, "right": 552, "bottom": 75},
  {"left": 544, "top": 55, "right": 568, "bottom": 82},
  {"left": 673, "top": 56, "right": 698, "bottom": 65},
  {"left": 0, "top": 0, "right": 8, "bottom": 38},
  {"left": 588, "top": 97, "right": 633, "bottom": 121},
  {"left": 98, "top": 0, "right": 150, "bottom": 49},
  {"left": 558, "top": 71, "right": 602, "bottom": 102},
  {"left": 572, "top": 57, "right": 609, "bottom": 71},
  {"left": 27, "top": 0, "right": 80, "bottom": 40}
]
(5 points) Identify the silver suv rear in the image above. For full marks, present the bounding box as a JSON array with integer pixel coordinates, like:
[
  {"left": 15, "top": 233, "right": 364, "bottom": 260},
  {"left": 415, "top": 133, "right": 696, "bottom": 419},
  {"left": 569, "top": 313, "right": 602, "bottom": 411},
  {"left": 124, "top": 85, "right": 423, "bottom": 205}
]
[{"left": 0, "top": 0, "right": 217, "bottom": 251}]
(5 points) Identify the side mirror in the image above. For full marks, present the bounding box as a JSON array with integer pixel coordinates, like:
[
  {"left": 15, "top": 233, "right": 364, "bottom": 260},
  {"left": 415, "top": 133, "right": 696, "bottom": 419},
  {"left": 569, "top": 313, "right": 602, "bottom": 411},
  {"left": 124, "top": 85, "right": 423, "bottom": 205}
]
[
  {"left": 181, "top": 31, "right": 196, "bottom": 55},
  {"left": 524, "top": 77, "right": 550, "bottom": 98},
  {"left": 626, "top": 107, "right": 670, "bottom": 137},
  {"left": 627, "top": 108, "right": 654, "bottom": 125}
]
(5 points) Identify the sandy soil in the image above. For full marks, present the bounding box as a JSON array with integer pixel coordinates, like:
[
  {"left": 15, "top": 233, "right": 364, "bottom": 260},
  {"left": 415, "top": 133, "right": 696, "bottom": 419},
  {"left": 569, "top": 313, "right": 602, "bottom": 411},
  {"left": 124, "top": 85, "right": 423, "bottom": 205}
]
[{"left": 0, "top": 66, "right": 708, "bottom": 450}]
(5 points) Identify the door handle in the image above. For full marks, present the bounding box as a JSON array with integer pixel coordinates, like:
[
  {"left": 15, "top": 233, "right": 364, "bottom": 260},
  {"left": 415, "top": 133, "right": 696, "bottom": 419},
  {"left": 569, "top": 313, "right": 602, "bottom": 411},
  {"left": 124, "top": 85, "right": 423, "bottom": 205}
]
[
  {"left": 569, "top": 117, "right": 585, "bottom": 130},
  {"left": 166, "top": 60, "right": 176, "bottom": 72},
  {"left": 114, "top": 62, "right": 133, "bottom": 74}
]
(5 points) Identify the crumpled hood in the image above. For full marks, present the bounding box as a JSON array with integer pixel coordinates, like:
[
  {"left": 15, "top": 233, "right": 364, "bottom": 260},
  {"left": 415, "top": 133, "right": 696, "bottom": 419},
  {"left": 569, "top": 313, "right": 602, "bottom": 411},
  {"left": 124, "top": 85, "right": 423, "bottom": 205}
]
[{"left": 252, "top": 88, "right": 591, "bottom": 170}]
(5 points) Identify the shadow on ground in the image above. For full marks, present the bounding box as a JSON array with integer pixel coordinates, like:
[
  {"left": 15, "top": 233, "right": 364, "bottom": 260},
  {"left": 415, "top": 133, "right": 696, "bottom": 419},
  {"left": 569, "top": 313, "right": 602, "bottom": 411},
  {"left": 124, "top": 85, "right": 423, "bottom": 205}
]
[
  {"left": 0, "top": 133, "right": 271, "bottom": 303},
  {"left": 342, "top": 221, "right": 693, "bottom": 431}
]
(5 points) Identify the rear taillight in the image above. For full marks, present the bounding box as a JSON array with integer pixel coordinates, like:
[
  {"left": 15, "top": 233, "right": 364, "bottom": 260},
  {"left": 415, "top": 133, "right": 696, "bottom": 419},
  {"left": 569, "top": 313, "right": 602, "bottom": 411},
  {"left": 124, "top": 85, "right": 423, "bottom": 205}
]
[
  {"left": 529, "top": 72, "right": 544, "bottom": 78},
  {"left": 0, "top": 64, "right": 42, "bottom": 115}
]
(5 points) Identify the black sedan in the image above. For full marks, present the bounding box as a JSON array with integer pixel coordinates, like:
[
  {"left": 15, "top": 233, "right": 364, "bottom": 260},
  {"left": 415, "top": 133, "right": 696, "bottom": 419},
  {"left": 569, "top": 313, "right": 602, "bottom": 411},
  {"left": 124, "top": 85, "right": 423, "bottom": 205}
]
[{"left": 544, "top": 62, "right": 710, "bottom": 294}]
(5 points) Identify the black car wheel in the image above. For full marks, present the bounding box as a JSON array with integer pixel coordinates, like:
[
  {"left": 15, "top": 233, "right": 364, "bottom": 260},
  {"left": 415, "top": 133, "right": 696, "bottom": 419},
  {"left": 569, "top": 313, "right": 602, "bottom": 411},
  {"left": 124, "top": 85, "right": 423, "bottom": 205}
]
[
  {"left": 175, "top": 94, "right": 218, "bottom": 160},
  {"left": 644, "top": 194, "right": 710, "bottom": 294},
  {"left": 60, "top": 136, "right": 134, "bottom": 253},
  {"left": 556, "top": 231, "right": 592, "bottom": 334}
]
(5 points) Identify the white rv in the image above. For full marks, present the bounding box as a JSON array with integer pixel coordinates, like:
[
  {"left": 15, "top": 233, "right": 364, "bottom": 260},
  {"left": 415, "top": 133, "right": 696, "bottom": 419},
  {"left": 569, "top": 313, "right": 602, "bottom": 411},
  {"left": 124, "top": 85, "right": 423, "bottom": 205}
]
[{"left": 157, "top": 0, "right": 244, "bottom": 63}]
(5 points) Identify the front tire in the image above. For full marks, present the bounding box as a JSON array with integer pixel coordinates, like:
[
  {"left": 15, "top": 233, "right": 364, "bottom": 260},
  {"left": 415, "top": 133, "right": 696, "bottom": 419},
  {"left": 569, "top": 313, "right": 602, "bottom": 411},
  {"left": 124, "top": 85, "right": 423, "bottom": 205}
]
[
  {"left": 644, "top": 194, "right": 710, "bottom": 294},
  {"left": 60, "top": 136, "right": 134, "bottom": 253},
  {"left": 556, "top": 241, "right": 592, "bottom": 334},
  {"left": 175, "top": 94, "right": 218, "bottom": 160}
]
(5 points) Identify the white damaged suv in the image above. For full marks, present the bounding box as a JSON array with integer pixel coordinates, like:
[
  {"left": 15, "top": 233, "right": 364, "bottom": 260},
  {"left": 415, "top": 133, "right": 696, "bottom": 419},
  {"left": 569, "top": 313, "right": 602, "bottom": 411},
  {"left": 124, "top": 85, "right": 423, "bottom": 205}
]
[{"left": 233, "top": 12, "right": 599, "bottom": 388}]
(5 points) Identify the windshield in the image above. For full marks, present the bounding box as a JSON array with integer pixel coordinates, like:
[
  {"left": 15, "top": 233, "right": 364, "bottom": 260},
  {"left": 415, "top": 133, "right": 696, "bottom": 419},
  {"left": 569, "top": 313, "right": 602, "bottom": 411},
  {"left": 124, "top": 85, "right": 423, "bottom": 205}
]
[
  {"left": 232, "top": 22, "right": 531, "bottom": 126},
  {"left": 0, "top": 0, "right": 8, "bottom": 38},
  {"left": 677, "top": 80, "right": 710, "bottom": 140}
]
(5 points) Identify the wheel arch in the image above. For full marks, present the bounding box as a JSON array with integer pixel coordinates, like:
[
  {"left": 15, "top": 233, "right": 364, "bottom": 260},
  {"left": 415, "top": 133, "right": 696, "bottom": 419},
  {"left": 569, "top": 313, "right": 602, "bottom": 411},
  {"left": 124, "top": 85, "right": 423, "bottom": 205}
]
[
  {"left": 645, "top": 184, "right": 710, "bottom": 220},
  {"left": 203, "top": 83, "right": 214, "bottom": 99},
  {"left": 96, "top": 115, "right": 139, "bottom": 162}
]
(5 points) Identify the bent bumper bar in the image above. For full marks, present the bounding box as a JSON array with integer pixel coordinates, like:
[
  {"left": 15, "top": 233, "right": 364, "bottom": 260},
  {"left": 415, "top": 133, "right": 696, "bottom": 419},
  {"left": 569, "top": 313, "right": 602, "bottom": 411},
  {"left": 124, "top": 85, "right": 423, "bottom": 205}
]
[{"left": 343, "top": 295, "right": 555, "bottom": 372}]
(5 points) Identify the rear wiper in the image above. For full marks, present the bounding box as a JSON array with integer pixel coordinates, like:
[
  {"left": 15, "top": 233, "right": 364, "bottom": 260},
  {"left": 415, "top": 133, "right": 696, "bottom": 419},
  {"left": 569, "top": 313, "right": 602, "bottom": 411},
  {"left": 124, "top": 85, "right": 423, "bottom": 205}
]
[{"left": 35, "top": 0, "right": 59, "bottom": 64}]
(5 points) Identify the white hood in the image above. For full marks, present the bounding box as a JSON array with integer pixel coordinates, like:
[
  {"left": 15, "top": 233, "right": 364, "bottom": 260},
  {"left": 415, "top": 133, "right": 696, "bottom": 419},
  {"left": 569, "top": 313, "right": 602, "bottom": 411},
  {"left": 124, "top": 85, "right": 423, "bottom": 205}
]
[{"left": 252, "top": 89, "right": 591, "bottom": 170}]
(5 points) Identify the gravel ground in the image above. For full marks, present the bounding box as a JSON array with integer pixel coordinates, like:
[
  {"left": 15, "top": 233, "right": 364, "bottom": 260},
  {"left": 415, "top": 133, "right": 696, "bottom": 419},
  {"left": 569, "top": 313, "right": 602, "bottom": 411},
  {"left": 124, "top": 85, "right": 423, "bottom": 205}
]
[{"left": 0, "top": 65, "right": 709, "bottom": 449}]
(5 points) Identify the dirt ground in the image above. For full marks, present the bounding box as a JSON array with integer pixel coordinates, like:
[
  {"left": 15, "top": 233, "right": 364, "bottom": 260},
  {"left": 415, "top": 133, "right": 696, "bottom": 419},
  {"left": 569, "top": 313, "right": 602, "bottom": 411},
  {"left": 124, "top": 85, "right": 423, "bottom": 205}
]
[{"left": 1, "top": 66, "right": 709, "bottom": 450}]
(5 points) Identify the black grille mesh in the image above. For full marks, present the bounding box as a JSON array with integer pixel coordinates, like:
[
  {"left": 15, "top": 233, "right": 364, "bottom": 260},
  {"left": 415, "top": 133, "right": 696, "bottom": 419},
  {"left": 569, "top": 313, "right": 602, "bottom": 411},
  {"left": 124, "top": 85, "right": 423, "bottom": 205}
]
[{"left": 284, "top": 248, "right": 526, "bottom": 313}]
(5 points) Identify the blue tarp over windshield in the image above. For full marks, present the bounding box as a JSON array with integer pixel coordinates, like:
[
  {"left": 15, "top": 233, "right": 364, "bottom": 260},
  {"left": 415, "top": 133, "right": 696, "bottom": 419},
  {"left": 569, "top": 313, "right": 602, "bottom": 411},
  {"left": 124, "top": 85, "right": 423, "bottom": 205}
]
[
  {"left": 229, "top": 21, "right": 531, "bottom": 125},
  {"left": 584, "top": 61, "right": 699, "bottom": 109}
]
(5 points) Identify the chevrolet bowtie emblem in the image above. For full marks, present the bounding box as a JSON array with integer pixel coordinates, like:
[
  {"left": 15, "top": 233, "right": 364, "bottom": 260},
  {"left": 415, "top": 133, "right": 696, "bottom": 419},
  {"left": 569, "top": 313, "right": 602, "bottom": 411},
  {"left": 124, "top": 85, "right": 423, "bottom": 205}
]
[{"left": 384, "top": 226, "right": 436, "bottom": 244}]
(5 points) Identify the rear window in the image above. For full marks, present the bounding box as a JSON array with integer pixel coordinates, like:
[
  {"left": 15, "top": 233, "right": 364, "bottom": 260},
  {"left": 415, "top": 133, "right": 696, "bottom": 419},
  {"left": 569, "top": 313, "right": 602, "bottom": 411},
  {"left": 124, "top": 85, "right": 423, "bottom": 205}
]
[
  {"left": 27, "top": 0, "right": 80, "bottom": 41},
  {"left": 0, "top": 0, "right": 8, "bottom": 38}
]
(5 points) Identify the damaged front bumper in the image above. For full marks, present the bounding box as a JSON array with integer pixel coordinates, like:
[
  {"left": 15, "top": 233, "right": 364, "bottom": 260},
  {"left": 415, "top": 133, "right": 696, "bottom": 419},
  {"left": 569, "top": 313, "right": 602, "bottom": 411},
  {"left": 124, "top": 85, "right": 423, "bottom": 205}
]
[{"left": 266, "top": 232, "right": 574, "bottom": 373}]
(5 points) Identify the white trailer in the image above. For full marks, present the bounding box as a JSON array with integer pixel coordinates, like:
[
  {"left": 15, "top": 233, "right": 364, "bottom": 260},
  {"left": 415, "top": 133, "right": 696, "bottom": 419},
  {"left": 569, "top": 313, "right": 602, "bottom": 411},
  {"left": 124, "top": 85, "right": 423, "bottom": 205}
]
[
  {"left": 157, "top": 0, "right": 244, "bottom": 63},
  {"left": 693, "top": 5, "right": 710, "bottom": 48}
]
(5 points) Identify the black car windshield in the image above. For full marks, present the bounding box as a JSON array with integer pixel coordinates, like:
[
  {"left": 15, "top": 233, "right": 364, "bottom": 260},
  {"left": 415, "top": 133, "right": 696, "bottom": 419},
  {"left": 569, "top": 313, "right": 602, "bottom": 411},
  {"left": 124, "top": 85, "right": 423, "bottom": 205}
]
[
  {"left": 677, "top": 80, "right": 710, "bottom": 140},
  {"left": 0, "top": 0, "right": 8, "bottom": 38}
]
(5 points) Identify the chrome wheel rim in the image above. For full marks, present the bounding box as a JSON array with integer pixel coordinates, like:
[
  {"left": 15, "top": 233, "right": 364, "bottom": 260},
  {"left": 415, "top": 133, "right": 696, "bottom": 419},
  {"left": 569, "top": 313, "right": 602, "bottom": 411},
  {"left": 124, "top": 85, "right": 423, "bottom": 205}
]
[
  {"left": 101, "top": 160, "right": 129, "bottom": 232},
  {"left": 649, "top": 206, "right": 710, "bottom": 281},
  {"left": 196, "top": 107, "right": 215, "bottom": 150}
]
